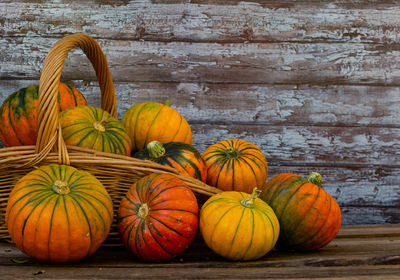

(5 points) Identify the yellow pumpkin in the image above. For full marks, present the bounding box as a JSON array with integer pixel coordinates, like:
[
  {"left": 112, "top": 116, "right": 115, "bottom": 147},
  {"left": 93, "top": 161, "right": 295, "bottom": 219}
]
[{"left": 200, "top": 188, "right": 279, "bottom": 261}]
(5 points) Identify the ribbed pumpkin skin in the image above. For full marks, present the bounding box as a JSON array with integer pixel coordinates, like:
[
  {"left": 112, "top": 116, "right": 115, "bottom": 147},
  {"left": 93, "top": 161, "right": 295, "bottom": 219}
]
[
  {"left": 121, "top": 102, "right": 192, "bottom": 152},
  {"left": 202, "top": 139, "right": 268, "bottom": 193},
  {"left": 0, "top": 83, "right": 87, "bottom": 147},
  {"left": 59, "top": 105, "right": 131, "bottom": 155},
  {"left": 118, "top": 173, "right": 199, "bottom": 261},
  {"left": 134, "top": 141, "right": 207, "bottom": 182},
  {"left": 260, "top": 173, "right": 342, "bottom": 251},
  {"left": 200, "top": 190, "right": 280, "bottom": 261},
  {"left": 5, "top": 164, "right": 113, "bottom": 263}
]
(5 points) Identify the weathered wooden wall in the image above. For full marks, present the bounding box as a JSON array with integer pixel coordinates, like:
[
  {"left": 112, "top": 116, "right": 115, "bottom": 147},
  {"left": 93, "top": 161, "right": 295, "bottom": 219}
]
[{"left": 1, "top": 0, "right": 400, "bottom": 225}]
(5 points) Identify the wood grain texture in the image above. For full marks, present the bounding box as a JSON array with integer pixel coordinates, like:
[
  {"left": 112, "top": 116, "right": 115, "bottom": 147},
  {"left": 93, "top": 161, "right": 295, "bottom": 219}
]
[
  {"left": 1, "top": 0, "right": 400, "bottom": 225},
  {"left": 2, "top": 37, "right": 400, "bottom": 85},
  {"left": 1, "top": 225, "right": 400, "bottom": 279},
  {"left": 2, "top": 1, "right": 400, "bottom": 44}
]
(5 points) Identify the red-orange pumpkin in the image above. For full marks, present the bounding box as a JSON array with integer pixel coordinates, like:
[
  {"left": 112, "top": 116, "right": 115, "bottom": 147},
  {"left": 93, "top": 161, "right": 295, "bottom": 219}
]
[
  {"left": 260, "top": 172, "right": 342, "bottom": 251},
  {"left": 118, "top": 173, "right": 199, "bottom": 261},
  {"left": 202, "top": 139, "right": 268, "bottom": 193},
  {"left": 6, "top": 164, "right": 113, "bottom": 263},
  {"left": 0, "top": 83, "right": 87, "bottom": 146}
]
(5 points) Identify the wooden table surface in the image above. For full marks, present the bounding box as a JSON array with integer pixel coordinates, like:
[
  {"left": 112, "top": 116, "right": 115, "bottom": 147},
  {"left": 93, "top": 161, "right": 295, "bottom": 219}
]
[{"left": 0, "top": 224, "right": 399, "bottom": 279}]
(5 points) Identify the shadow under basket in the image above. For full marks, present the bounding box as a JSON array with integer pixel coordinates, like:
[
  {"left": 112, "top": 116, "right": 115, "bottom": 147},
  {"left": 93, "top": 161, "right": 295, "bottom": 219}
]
[{"left": 0, "top": 33, "right": 220, "bottom": 246}]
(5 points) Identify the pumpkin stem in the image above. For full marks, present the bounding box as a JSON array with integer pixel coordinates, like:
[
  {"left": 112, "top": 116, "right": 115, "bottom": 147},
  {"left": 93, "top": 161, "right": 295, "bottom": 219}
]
[
  {"left": 307, "top": 172, "right": 323, "bottom": 187},
  {"left": 93, "top": 116, "right": 109, "bottom": 132},
  {"left": 226, "top": 146, "right": 239, "bottom": 159},
  {"left": 147, "top": 141, "right": 166, "bottom": 158},
  {"left": 52, "top": 180, "right": 70, "bottom": 195},
  {"left": 241, "top": 187, "right": 261, "bottom": 208},
  {"left": 138, "top": 203, "right": 150, "bottom": 219},
  {"left": 164, "top": 100, "right": 171, "bottom": 107}
]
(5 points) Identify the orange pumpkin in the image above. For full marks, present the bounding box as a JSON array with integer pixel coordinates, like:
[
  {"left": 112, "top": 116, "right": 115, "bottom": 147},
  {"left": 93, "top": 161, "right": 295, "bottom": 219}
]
[
  {"left": 260, "top": 172, "right": 342, "bottom": 251},
  {"left": 0, "top": 83, "right": 87, "bottom": 146},
  {"left": 202, "top": 139, "right": 268, "bottom": 193},
  {"left": 6, "top": 164, "right": 113, "bottom": 262},
  {"left": 121, "top": 102, "right": 192, "bottom": 152}
]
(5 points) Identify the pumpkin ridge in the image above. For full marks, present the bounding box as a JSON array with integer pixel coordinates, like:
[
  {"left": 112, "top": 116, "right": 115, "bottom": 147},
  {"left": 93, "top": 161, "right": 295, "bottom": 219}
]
[
  {"left": 62, "top": 195, "right": 71, "bottom": 259},
  {"left": 68, "top": 194, "right": 93, "bottom": 257},
  {"left": 170, "top": 113, "right": 184, "bottom": 142},
  {"left": 278, "top": 181, "right": 307, "bottom": 220},
  {"left": 150, "top": 208, "right": 198, "bottom": 217},
  {"left": 47, "top": 196, "right": 61, "bottom": 261},
  {"left": 19, "top": 193, "right": 54, "bottom": 252},
  {"left": 237, "top": 157, "right": 258, "bottom": 186},
  {"left": 167, "top": 154, "right": 202, "bottom": 180},
  {"left": 69, "top": 193, "right": 108, "bottom": 232},
  {"left": 281, "top": 185, "right": 322, "bottom": 246},
  {"left": 252, "top": 207, "right": 269, "bottom": 258},
  {"left": 148, "top": 215, "right": 187, "bottom": 238},
  {"left": 120, "top": 215, "right": 140, "bottom": 240},
  {"left": 269, "top": 175, "right": 303, "bottom": 206},
  {"left": 71, "top": 191, "right": 113, "bottom": 221},
  {"left": 133, "top": 220, "right": 145, "bottom": 259},
  {"left": 106, "top": 129, "right": 127, "bottom": 154},
  {"left": 228, "top": 207, "right": 245, "bottom": 255},
  {"left": 147, "top": 184, "right": 188, "bottom": 205},
  {"left": 7, "top": 95, "right": 23, "bottom": 145},
  {"left": 8, "top": 188, "right": 51, "bottom": 225},
  {"left": 241, "top": 209, "right": 255, "bottom": 260},
  {"left": 292, "top": 190, "right": 332, "bottom": 249},
  {"left": 147, "top": 219, "right": 175, "bottom": 257},
  {"left": 28, "top": 194, "right": 55, "bottom": 254},
  {"left": 254, "top": 204, "right": 279, "bottom": 251},
  {"left": 133, "top": 103, "right": 151, "bottom": 151},
  {"left": 143, "top": 105, "right": 163, "bottom": 147},
  {"left": 208, "top": 204, "right": 238, "bottom": 244}
]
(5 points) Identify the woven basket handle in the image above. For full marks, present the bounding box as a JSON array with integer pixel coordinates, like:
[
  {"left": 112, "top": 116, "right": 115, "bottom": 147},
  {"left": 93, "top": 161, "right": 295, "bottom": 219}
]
[{"left": 35, "top": 33, "right": 116, "bottom": 165}]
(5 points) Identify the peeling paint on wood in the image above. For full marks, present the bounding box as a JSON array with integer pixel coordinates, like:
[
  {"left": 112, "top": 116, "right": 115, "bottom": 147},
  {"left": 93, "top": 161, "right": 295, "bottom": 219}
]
[
  {"left": 1, "top": 1, "right": 400, "bottom": 225},
  {"left": 2, "top": 37, "right": 400, "bottom": 85}
]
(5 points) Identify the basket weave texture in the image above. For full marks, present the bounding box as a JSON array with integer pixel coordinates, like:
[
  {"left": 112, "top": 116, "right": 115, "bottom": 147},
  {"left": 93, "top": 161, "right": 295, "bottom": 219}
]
[{"left": 0, "top": 33, "right": 220, "bottom": 245}]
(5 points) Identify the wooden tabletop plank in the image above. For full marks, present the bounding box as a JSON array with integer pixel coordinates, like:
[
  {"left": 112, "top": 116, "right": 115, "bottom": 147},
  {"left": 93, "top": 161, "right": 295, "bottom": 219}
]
[{"left": 1, "top": 225, "right": 400, "bottom": 279}]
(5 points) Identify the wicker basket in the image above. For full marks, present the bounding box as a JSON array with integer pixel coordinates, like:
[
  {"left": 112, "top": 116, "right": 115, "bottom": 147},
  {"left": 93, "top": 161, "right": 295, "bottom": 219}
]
[{"left": 0, "top": 33, "right": 220, "bottom": 245}]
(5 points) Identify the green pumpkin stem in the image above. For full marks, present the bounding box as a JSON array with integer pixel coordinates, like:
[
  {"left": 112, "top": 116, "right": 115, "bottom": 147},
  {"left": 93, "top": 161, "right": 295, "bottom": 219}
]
[
  {"left": 307, "top": 172, "right": 323, "bottom": 187},
  {"left": 138, "top": 203, "right": 149, "bottom": 219},
  {"left": 226, "top": 146, "right": 239, "bottom": 159},
  {"left": 164, "top": 100, "right": 171, "bottom": 107},
  {"left": 93, "top": 116, "right": 109, "bottom": 132},
  {"left": 241, "top": 187, "right": 261, "bottom": 208},
  {"left": 147, "top": 141, "right": 166, "bottom": 158},
  {"left": 52, "top": 180, "right": 70, "bottom": 195}
]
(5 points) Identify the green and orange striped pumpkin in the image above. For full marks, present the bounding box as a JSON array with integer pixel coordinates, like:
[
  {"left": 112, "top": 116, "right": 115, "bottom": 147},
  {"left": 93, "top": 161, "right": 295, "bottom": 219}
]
[
  {"left": 134, "top": 140, "right": 207, "bottom": 182},
  {"left": 5, "top": 164, "right": 113, "bottom": 263},
  {"left": 59, "top": 105, "right": 131, "bottom": 155},
  {"left": 200, "top": 188, "right": 280, "bottom": 261},
  {"left": 202, "top": 139, "right": 268, "bottom": 193},
  {"left": 0, "top": 83, "right": 87, "bottom": 147},
  {"left": 118, "top": 173, "right": 199, "bottom": 261},
  {"left": 260, "top": 172, "right": 342, "bottom": 251},
  {"left": 121, "top": 102, "right": 192, "bottom": 153}
]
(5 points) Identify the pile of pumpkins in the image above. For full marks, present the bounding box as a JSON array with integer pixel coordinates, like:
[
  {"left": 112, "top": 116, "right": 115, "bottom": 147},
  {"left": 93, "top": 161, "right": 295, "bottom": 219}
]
[{"left": 0, "top": 83, "right": 342, "bottom": 263}]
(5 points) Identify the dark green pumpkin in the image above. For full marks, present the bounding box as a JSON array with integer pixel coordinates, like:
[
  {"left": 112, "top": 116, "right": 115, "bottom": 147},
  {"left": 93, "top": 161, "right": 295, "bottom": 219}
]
[{"left": 134, "top": 140, "right": 207, "bottom": 182}]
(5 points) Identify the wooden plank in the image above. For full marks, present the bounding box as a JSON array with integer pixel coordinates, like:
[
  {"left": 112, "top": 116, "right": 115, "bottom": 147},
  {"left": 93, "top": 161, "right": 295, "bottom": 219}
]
[
  {"left": 3, "top": 81, "right": 400, "bottom": 127},
  {"left": 1, "top": 225, "right": 400, "bottom": 279},
  {"left": 2, "top": 1, "right": 400, "bottom": 44},
  {"left": 2, "top": 37, "right": 400, "bottom": 85}
]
